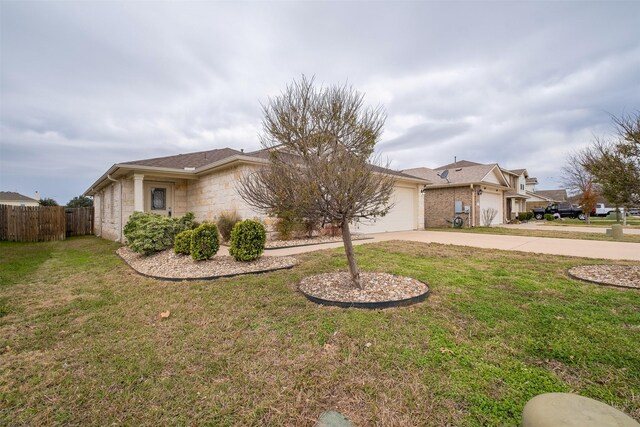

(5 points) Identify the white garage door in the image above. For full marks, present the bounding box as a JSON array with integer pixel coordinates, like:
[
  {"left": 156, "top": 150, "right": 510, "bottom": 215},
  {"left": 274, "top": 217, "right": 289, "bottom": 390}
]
[
  {"left": 479, "top": 191, "right": 503, "bottom": 226},
  {"left": 354, "top": 186, "right": 417, "bottom": 233}
]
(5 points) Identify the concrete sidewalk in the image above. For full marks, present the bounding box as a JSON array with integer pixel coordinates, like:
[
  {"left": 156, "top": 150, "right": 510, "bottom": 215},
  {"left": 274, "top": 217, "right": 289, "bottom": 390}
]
[
  {"left": 498, "top": 222, "right": 640, "bottom": 235},
  {"left": 259, "top": 230, "right": 640, "bottom": 261}
]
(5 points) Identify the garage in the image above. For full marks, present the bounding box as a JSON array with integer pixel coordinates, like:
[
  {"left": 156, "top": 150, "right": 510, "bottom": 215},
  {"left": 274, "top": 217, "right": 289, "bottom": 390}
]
[
  {"left": 354, "top": 186, "right": 418, "bottom": 233},
  {"left": 479, "top": 190, "right": 504, "bottom": 225}
]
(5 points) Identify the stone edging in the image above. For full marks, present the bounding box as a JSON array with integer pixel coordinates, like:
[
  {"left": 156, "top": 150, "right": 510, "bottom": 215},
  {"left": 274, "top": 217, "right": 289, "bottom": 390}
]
[
  {"left": 116, "top": 251, "right": 296, "bottom": 282},
  {"left": 566, "top": 269, "right": 639, "bottom": 290},
  {"left": 298, "top": 286, "right": 430, "bottom": 309}
]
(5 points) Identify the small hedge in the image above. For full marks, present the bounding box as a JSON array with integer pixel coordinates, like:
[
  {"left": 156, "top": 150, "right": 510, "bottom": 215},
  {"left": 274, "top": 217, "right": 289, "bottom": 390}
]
[
  {"left": 124, "top": 211, "right": 198, "bottom": 255},
  {"left": 544, "top": 214, "right": 555, "bottom": 221},
  {"left": 174, "top": 230, "right": 193, "bottom": 255},
  {"left": 217, "top": 210, "right": 241, "bottom": 242},
  {"left": 229, "top": 219, "right": 266, "bottom": 262},
  {"left": 191, "top": 223, "right": 220, "bottom": 261},
  {"left": 517, "top": 212, "right": 534, "bottom": 221}
]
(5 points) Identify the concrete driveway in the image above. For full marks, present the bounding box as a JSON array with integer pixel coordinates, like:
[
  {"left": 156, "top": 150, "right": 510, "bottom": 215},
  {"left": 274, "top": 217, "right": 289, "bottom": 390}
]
[{"left": 260, "top": 230, "right": 640, "bottom": 261}]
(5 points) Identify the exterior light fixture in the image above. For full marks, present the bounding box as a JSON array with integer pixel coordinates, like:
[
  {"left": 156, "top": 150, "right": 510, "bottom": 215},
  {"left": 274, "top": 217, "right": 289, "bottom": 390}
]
[{"left": 477, "top": 189, "right": 483, "bottom": 196}]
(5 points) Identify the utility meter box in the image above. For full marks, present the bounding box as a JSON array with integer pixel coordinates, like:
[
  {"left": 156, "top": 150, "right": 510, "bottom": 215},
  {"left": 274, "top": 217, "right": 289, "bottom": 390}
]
[{"left": 454, "top": 200, "right": 464, "bottom": 213}]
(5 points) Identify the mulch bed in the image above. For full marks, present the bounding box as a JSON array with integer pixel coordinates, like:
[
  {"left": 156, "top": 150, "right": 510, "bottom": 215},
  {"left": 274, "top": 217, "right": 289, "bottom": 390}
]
[
  {"left": 568, "top": 265, "right": 640, "bottom": 289},
  {"left": 299, "top": 272, "right": 429, "bottom": 308},
  {"left": 117, "top": 247, "right": 297, "bottom": 281}
]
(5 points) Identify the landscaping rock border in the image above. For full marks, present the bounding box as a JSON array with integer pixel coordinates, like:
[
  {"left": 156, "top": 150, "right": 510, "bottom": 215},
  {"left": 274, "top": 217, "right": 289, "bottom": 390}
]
[
  {"left": 568, "top": 265, "right": 640, "bottom": 290},
  {"left": 299, "top": 272, "right": 429, "bottom": 309},
  {"left": 117, "top": 247, "right": 297, "bottom": 281}
]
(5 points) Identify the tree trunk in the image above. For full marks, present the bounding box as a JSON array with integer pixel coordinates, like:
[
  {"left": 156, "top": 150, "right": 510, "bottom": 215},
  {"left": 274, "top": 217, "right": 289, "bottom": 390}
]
[
  {"left": 586, "top": 213, "right": 591, "bottom": 224},
  {"left": 341, "top": 222, "right": 362, "bottom": 289}
]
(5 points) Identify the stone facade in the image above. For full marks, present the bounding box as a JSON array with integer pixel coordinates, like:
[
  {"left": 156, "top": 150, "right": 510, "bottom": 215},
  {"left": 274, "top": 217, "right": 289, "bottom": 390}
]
[{"left": 186, "top": 164, "right": 263, "bottom": 223}]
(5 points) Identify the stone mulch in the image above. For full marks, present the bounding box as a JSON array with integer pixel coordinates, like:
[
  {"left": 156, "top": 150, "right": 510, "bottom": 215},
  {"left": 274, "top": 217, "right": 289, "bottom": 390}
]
[
  {"left": 299, "top": 272, "right": 429, "bottom": 306},
  {"left": 264, "top": 234, "right": 370, "bottom": 249},
  {"left": 117, "top": 247, "right": 297, "bottom": 281},
  {"left": 568, "top": 265, "right": 640, "bottom": 289}
]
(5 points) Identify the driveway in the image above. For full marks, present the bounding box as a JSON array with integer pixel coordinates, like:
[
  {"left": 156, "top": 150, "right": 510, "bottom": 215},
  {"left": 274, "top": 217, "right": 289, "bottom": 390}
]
[{"left": 259, "top": 230, "right": 640, "bottom": 261}]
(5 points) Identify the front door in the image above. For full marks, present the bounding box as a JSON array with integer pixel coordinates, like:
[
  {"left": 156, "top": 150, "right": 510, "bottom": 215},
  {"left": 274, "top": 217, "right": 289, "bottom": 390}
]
[{"left": 144, "top": 182, "right": 174, "bottom": 217}]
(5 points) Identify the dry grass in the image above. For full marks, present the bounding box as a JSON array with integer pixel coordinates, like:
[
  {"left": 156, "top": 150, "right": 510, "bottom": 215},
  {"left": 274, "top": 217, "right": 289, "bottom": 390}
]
[{"left": 1, "top": 237, "right": 639, "bottom": 426}]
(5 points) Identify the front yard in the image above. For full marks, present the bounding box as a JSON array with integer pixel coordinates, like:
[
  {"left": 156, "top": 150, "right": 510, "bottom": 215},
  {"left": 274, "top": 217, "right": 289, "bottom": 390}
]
[{"left": 1, "top": 237, "right": 638, "bottom": 426}]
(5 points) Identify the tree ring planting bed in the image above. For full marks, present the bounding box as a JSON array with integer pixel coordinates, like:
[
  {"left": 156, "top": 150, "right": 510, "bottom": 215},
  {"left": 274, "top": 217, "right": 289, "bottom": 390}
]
[
  {"left": 568, "top": 265, "right": 640, "bottom": 289},
  {"left": 117, "top": 247, "right": 297, "bottom": 281},
  {"left": 299, "top": 272, "right": 429, "bottom": 308}
]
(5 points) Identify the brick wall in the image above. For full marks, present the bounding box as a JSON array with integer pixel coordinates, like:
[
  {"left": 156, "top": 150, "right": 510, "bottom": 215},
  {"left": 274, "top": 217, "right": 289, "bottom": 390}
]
[{"left": 424, "top": 187, "right": 474, "bottom": 228}]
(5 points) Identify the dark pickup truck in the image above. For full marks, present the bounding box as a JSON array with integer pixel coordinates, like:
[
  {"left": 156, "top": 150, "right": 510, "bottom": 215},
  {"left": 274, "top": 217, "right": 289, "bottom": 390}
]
[{"left": 532, "top": 203, "right": 586, "bottom": 220}]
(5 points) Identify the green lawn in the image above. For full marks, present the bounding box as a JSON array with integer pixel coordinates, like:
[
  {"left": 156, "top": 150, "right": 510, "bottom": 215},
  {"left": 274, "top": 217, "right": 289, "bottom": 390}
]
[
  {"left": 1, "top": 237, "right": 639, "bottom": 426},
  {"left": 429, "top": 226, "right": 640, "bottom": 243}
]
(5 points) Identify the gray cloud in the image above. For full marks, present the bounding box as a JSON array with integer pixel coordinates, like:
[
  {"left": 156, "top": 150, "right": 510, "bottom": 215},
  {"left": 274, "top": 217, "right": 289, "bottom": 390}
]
[{"left": 1, "top": 1, "right": 639, "bottom": 204}]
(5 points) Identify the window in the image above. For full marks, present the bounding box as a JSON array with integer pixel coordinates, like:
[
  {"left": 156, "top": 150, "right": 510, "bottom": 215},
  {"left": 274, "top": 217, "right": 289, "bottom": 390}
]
[{"left": 151, "top": 188, "right": 166, "bottom": 210}]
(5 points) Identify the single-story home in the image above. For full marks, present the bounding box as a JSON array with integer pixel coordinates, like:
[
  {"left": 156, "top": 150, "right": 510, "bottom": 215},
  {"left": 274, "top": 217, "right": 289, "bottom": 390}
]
[
  {"left": 84, "top": 148, "right": 429, "bottom": 242},
  {"left": 0, "top": 191, "right": 40, "bottom": 207},
  {"left": 404, "top": 160, "right": 511, "bottom": 227}
]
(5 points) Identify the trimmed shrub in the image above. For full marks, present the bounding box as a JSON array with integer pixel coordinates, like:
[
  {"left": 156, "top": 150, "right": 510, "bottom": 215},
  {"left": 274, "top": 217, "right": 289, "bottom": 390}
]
[
  {"left": 178, "top": 212, "right": 199, "bottom": 230},
  {"left": 517, "top": 212, "right": 534, "bottom": 221},
  {"left": 191, "top": 223, "right": 220, "bottom": 261},
  {"left": 229, "top": 219, "right": 266, "bottom": 262},
  {"left": 544, "top": 214, "right": 555, "bottom": 221},
  {"left": 124, "top": 211, "right": 198, "bottom": 256},
  {"left": 174, "top": 229, "right": 193, "bottom": 255},
  {"left": 217, "top": 210, "right": 241, "bottom": 242}
]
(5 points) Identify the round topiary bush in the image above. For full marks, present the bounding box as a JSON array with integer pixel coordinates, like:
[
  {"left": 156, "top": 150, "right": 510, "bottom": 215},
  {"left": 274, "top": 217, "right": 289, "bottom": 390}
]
[
  {"left": 190, "top": 223, "right": 220, "bottom": 261},
  {"left": 174, "top": 229, "right": 193, "bottom": 255},
  {"left": 544, "top": 213, "right": 555, "bottom": 221},
  {"left": 229, "top": 219, "right": 266, "bottom": 262}
]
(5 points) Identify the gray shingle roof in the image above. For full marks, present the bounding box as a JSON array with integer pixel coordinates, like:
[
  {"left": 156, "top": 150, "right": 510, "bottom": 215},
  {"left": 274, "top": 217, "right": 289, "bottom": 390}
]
[
  {"left": 0, "top": 191, "right": 38, "bottom": 202},
  {"left": 434, "top": 160, "right": 482, "bottom": 170},
  {"left": 534, "top": 189, "right": 567, "bottom": 202},
  {"left": 121, "top": 148, "right": 243, "bottom": 169},
  {"left": 405, "top": 164, "right": 503, "bottom": 186}
]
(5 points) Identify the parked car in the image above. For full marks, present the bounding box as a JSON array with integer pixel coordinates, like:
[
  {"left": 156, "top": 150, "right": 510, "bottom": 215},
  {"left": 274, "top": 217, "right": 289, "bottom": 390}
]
[
  {"left": 532, "top": 203, "right": 585, "bottom": 220},
  {"left": 628, "top": 208, "right": 640, "bottom": 217}
]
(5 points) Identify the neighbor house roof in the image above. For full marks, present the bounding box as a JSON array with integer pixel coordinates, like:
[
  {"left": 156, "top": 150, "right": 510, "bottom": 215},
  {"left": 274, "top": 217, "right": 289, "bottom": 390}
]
[
  {"left": 434, "top": 160, "right": 482, "bottom": 170},
  {"left": 534, "top": 189, "right": 567, "bottom": 202},
  {"left": 404, "top": 163, "right": 509, "bottom": 188},
  {"left": 507, "top": 168, "right": 527, "bottom": 176},
  {"left": 0, "top": 191, "right": 39, "bottom": 203}
]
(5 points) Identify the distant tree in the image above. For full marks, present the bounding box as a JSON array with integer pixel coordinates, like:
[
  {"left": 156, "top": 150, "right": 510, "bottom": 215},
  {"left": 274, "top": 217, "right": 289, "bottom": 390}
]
[
  {"left": 39, "top": 197, "right": 59, "bottom": 206},
  {"left": 562, "top": 151, "right": 598, "bottom": 223},
  {"left": 66, "top": 195, "right": 94, "bottom": 208},
  {"left": 238, "top": 76, "right": 395, "bottom": 288},
  {"left": 580, "top": 111, "right": 640, "bottom": 225}
]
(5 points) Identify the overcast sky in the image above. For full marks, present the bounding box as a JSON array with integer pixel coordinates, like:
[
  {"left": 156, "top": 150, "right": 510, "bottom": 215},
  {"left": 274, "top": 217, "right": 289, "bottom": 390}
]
[{"left": 1, "top": 1, "right": 639, "bottom": 204}]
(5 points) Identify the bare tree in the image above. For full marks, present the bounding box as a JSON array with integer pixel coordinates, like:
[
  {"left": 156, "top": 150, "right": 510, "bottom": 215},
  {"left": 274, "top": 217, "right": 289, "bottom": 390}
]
[
  {"left": 481, "top": 208, "right": 498, "bottom": 226},
  {"left": 561, "top": 151, "right": 597, "bottom": 224},
  {"left": 238, "top": 76, "right": 395, "bottom": 288}
]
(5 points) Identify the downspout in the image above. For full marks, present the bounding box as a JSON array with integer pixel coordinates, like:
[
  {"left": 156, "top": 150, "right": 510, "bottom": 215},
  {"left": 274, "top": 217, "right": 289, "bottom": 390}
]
[
  {"left": 470, "top": 184, "right": 475, "bottom": 227},
  {"left": 107, "top": 174, "right": 123, "bottom": 242}
]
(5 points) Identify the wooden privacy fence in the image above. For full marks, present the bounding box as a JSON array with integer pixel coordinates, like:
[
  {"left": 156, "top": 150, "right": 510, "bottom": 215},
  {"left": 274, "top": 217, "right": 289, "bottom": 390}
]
[
  {"left": 65, "top": 207, "right": 94, "bottom": 237},
  {"left": 0, "top": 205, "right": 94, "bottom": 242}
]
